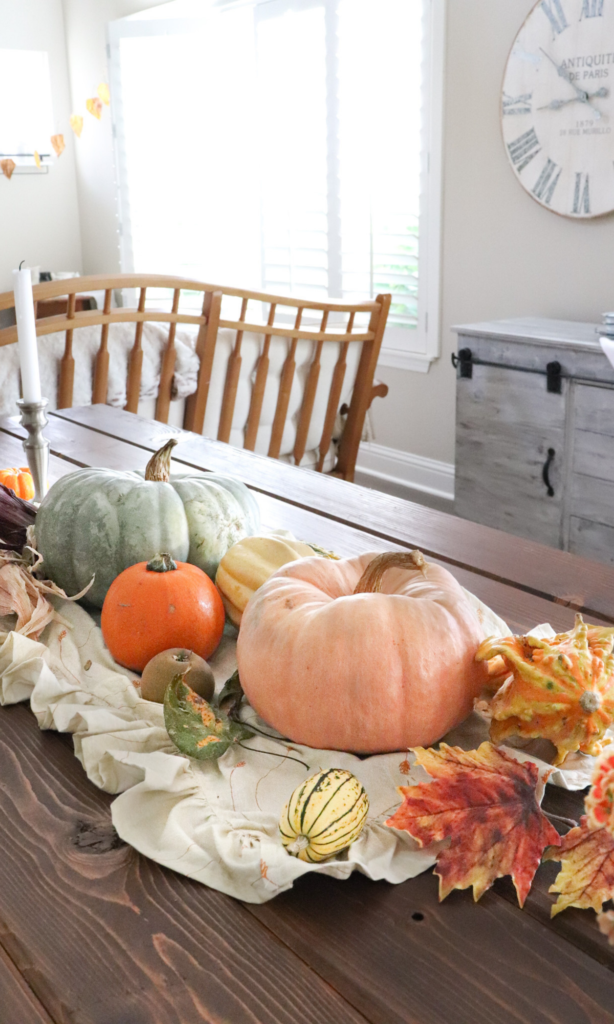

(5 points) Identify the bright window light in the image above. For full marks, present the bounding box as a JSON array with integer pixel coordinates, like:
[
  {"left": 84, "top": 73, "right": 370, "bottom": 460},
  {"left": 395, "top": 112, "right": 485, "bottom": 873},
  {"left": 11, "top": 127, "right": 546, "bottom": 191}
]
[
  {"left": 0, "top": 50, "right": 54, "bottom": 165},
  {"left": 111, "top": 0, "right": 430, "bottom": 347}
]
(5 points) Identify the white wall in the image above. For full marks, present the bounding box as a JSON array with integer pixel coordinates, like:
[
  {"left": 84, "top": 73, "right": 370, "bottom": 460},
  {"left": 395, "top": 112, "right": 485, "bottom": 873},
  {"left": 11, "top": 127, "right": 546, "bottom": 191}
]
[
  {"left": 0, "top": 0, "right": 82, "bottom": 292},
  {"left": 369, "top": 0, "right": 614, "bottom": 467},
  {"left": 61, "top": 0, "right": 170, "bottom": 276}
]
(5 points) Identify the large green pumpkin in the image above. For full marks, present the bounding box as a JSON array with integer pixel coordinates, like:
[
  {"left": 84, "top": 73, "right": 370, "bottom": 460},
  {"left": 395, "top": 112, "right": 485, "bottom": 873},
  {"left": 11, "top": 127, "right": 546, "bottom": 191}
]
[{"left": 35, "top": 440, "right": 260, "bottom": 608}]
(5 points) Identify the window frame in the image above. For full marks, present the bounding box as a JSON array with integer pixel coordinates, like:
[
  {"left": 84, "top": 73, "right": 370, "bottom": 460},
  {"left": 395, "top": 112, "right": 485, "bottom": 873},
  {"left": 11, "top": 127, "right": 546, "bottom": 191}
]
[{"left": 108, "top": 0, "right": 444, "bottom": 372}]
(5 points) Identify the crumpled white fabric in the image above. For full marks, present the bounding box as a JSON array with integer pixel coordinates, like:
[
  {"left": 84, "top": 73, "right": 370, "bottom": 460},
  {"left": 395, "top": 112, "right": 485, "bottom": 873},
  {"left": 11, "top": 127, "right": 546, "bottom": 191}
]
[{"left": 0, "top": 596, "right": 596, "bottom": 903}]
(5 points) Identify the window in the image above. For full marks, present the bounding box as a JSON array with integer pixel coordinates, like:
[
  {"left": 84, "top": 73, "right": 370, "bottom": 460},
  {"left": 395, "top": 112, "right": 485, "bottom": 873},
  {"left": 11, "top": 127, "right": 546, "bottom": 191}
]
[
  {"left": 109, "top": 0, "right": 443, "bottom": 369},
  {"left": 0, "top": 50, "right": 54, "bottom": 170}
]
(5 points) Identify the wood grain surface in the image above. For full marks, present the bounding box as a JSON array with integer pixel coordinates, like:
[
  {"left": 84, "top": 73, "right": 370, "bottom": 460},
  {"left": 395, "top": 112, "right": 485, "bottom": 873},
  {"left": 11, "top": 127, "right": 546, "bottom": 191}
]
[
  {"left": 1, "top": 409, "right": 614, "bottom": 1024},
  {"left": 0, "top": 705, "right": 369, "bottom": 1024},
  {"left": 0, "top": 944, "right": 54, "bottom": 1024},
  {"left": 248, "top": 870, "right": 614, "bottom": 1024},
  {"left": 48, "top": 405, "right": 614, "bottom": 621},
  {"left": 0, "top": 414, "right": 598, "bottom": 633}
]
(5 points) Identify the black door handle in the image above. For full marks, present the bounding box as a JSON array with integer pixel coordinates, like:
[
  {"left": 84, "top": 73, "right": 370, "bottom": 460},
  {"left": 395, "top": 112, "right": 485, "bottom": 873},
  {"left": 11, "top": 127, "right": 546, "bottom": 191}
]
[{"left": 542, "top": 448, "right": 555, "bottom": 497}]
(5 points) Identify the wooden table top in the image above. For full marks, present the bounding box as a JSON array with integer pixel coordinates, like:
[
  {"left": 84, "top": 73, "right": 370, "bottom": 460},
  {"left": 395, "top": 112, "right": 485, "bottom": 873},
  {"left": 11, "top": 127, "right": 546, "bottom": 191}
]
[{"left": 0, "top": 404, "right": 613, "bottom": 1024}]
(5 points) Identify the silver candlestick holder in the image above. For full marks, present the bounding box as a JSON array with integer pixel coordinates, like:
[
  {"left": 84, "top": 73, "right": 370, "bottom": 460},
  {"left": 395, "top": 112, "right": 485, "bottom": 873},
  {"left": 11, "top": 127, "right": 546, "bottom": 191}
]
[{"left": 17, "top": 399, "right": 50, "bottom": 504}]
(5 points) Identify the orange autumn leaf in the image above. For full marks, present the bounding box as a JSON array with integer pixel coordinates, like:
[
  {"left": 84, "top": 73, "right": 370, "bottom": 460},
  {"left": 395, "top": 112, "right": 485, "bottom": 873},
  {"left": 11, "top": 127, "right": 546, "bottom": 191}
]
[
  {"left": 51, "top": 134, "right": 65, "bottom": 156},
  {"left": 97, "top": 82, "right": 110, "bottom": 105},
  {"left": 544, "top": 815, "right": 614, "bottom": 916},
  {"left": 386, "top": 742, "right": 560, "bottom": 906},
  {"left": 33, "top": 151, "right": 41, "bottom": 169},
  {"left": 476, "top": 614, "right": 614, "bottom": 765},
  {"left": 70, "top": 114, "right": 84, "bottom": 138},
  {"left": 1, "top": 158, "right": 16, "bottom": 180},
  {"left": 86, "top": 97, "right": 103, "bottom": 120}
]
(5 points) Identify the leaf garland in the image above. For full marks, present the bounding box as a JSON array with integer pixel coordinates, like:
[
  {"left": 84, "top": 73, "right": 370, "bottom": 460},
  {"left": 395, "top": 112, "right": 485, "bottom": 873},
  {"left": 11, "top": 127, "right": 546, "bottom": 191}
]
[
  {"left": 1, "top": 159, "right": 16, "bottom": 180},
  {"left": 50, "top": 134, "right": 65, "bottom": 156},
  {"left": 70, "top": 114, "right": 84, "bottom": 138}
]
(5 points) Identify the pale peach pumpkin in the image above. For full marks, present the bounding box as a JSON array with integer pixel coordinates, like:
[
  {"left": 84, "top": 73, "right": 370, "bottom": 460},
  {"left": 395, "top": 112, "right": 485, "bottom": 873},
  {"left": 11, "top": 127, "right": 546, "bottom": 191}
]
[{"left": 236, "top": 550, "right": 489, "bottom": 753}]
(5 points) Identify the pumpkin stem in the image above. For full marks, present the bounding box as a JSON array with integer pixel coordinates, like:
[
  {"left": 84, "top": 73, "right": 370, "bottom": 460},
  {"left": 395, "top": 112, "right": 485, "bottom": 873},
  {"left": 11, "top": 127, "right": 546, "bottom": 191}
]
[
  {"left": 286, "top": 834, "right": 310, "bottom": 856},
  {"left": 353, "top": 550, "right": 426, "bottom": 595},
  {"left": 146, "top": 552, "right": 178, "bottom": 573},
  {"left": 145, "top": 439, "right": 178, "bottom": 483}
]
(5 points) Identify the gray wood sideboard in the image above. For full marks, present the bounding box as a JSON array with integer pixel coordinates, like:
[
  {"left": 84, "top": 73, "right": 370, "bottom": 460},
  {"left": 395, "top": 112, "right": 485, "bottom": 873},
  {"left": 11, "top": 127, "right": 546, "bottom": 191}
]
[{"left": 453, "top": 318, "right": 614, "bottom": 566}]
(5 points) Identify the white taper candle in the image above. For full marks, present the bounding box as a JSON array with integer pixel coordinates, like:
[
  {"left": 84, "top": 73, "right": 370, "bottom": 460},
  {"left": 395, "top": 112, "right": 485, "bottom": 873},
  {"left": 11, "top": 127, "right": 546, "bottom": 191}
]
[{"left": 13, "top": 264, "right": 42, "bottom": 403}]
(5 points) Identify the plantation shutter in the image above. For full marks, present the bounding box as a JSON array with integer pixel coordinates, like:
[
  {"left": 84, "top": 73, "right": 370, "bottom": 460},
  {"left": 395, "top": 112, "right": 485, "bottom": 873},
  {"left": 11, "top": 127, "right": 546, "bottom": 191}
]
[{"left": 110, "top": 0, "right": 435, "bottom": 355}]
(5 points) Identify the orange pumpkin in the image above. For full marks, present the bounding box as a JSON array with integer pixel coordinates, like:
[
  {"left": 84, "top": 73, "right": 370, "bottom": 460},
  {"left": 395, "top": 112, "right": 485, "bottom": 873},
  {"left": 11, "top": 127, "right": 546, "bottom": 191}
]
[
  {"left": 101, "top": 553, "right": 225, "bottom": 672},
  {"left": 236, "top": 550, "right": 489, "bottom": 753},
  {"left": 0, "top": 467, "right": 34, "bottom": 501}
]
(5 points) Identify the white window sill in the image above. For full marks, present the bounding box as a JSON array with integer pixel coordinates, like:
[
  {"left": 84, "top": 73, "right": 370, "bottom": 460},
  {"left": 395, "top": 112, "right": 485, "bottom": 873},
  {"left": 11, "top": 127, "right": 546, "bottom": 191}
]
[{"left": 377, "top": 347, "right": 437, "bottom": 373}]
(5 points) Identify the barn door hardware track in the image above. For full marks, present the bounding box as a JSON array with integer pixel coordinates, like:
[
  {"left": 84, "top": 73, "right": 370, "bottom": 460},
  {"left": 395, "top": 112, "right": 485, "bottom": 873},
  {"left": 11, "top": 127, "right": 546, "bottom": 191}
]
[{"left": 451, "top": 348, "right": 614, "bottom": 393}]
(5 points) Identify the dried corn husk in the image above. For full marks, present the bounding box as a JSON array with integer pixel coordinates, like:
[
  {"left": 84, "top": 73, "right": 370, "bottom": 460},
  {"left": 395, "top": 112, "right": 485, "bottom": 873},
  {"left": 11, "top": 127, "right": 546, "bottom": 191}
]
[
  {"left": 0, "top": 548, "right": 92, "bottom": 640},
  {"left": 0, "top": 482, "right": 37, "bottom": 551}
]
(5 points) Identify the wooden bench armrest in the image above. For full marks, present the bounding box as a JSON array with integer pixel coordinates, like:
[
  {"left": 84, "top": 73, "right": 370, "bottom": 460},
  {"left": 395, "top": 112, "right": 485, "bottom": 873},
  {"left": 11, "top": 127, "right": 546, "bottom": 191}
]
[{"left": 368, "top": 380, "right": 389, "bottom": 407}]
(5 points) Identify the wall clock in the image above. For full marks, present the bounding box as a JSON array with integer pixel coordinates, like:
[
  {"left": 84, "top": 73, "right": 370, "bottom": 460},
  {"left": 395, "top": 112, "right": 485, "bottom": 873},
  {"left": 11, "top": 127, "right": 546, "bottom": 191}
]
[{"left": 502, "top": 0, "right": 614, "bottom": 217}]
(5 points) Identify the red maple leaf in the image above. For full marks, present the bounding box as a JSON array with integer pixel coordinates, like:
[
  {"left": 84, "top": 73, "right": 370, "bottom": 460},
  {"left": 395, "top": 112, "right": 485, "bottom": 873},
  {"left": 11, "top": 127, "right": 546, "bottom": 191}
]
[{"left": 386, "top": 742, "right": 560, "bottom": 906}]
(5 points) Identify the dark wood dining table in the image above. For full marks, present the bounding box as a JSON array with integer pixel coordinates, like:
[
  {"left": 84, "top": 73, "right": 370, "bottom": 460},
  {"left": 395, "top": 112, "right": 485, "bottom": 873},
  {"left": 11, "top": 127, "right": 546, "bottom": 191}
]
[{"left": 1, "top": 404, "right": 614, "bottom": 1024}]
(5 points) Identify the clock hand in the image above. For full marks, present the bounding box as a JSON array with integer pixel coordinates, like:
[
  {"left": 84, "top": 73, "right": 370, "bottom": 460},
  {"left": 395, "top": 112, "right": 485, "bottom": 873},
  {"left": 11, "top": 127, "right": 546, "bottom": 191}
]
[
  {"left": 538, "top": 88, "right": 609, "bottom": 111},
  {"left": 538, "top": 97, "right": 580, "bottom": 110},
  {"left": 539, "top": 47, "right": 589, "bottom": 101}
]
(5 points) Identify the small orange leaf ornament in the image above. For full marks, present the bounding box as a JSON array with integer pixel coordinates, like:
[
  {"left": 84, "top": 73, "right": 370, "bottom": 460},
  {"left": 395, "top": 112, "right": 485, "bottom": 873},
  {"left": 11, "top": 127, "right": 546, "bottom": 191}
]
[
  {"left": 544, "top": 815, "right": 614, "bottom": 916},
  {"left": 476, "top": 614, "right": 614, "bottom": 765},
  {"left": 386, "top": 742, "right": 560, "bottom": 906},
  {"left": 86, "top": 97, "right": 103, "bottom": 120},
  {"left": 97, "top": 82, "right": 110, "bottom": 105},
  {"left": 33, "top": 151, "right": 41, "bottom": 168},
  {"left": 51, "top": 134, "right": 65, "bottom": 156},
  {"left": 70, "top": 114, "right": 84, "bottom": 138},
  {"left": 1, "top": 158, "right": 16, "bottom": 180}
]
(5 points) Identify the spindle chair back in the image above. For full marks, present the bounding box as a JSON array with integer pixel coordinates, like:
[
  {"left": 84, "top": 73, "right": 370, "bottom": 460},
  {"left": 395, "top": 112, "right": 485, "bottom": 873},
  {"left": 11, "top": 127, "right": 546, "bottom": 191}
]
[{"left": 0, "top": 274, "right": 391, "bottom": 481}]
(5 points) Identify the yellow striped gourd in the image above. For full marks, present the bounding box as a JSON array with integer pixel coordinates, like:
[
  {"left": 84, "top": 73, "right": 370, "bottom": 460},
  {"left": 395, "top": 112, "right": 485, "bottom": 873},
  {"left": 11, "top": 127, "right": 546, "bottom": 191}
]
[
  {"left": 215, "top": 534, "right": 317, "bottom": 626},
  {"left": 280, "top": 769, "right": 369, "bottom": 862}
]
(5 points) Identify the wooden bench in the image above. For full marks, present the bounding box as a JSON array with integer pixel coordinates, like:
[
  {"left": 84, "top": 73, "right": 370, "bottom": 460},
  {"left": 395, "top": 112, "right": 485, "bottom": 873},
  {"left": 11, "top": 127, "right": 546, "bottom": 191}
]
[{"left": 0, "top": 274, "right": 391, "bottom": 481}]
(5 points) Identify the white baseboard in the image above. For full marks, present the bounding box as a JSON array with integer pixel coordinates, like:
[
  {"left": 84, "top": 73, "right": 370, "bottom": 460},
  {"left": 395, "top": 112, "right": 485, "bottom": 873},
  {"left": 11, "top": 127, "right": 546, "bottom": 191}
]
[{"left": 355, "top": 441, "right": 455, "bottom": 502}]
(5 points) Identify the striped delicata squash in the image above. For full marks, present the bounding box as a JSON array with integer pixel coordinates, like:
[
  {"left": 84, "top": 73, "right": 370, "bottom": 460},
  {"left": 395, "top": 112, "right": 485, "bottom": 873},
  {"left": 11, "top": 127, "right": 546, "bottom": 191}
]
[{"left": 280, "top": 769, "right": 369, "bottom": 862}]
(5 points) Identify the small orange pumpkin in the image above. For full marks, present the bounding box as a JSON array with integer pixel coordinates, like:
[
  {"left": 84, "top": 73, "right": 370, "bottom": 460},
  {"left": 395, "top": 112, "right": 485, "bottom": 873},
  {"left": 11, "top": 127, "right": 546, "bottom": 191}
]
[
  {"left": 0, "top": 467, "right": 34, "bottom": 501},
  {"left": 101, "top": 553, "right": 225, "bottom": 672}
]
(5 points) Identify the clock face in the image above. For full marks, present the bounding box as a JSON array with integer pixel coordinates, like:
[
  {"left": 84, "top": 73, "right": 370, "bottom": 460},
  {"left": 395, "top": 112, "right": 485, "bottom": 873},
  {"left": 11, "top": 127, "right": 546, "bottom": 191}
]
[{"left": 502, "top": 0, "right": 614, "bottom": 217}]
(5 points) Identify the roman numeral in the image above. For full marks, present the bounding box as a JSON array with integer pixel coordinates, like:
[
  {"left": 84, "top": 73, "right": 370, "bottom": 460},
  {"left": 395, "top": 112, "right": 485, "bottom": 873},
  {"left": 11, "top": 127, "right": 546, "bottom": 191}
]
[
  {"left": 573, "top": 172, "right": 590, "bottom": 214},
  {"left": 541, "top": 0, "right": 569, "bottom": 35},
  {"left": 507, "top": 128, "right": 541, "bottom": 173},
  {"left": 532, "top": 159, "right": 562, "bottom": 204},
  {"left": 580, "top": 0, "right": 604, "bottom": 17},
  {"left": 502, "top": 92, "right": 533, "bottom": 115}
]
